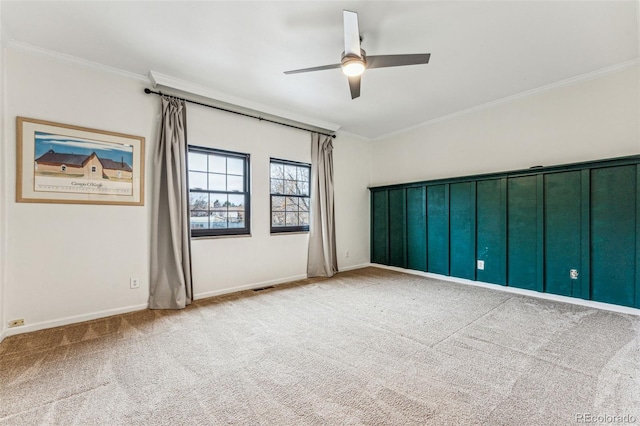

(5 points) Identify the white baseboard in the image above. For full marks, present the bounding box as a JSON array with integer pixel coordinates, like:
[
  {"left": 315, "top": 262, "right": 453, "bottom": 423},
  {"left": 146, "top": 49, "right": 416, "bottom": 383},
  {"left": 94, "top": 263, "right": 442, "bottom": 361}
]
[
  {"left": 13, "top": 262, "right": 628, "bottom": 343},
  {"left": 194, "top": 273, "right": 309, "bottom": 300},
  {"left": 339, "top": 263, "right": 373, "bottom": 272},
  {"left": 194, "top": 264, "right": 373, "bottom": 300},
  {"left": 371, "top": 264, "right": 640, "bottom": 317},
  {"left": 0, "top": 267, "right": 375, "bottom": 342},
  {"left": 0, "top": 303, "right": 149, "bottom": 340}
]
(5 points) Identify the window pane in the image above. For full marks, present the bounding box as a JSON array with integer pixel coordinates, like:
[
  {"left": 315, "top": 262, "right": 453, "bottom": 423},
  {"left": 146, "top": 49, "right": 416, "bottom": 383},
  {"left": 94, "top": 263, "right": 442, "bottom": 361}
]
[
  {"left": 188, "top": 146, "right": 250, "bottom": 237},
  {"left": 209, "top": 193, "right": 227, "bottom": 209},
  {"left": 272, "top": 196, "right": 285, "bottom": 211},
  {"left": 269, "top": 159, "right": 310, "bottom": 232},
  {"left": 270, "top": 163, "right": 284, "bottom": 179},
  {"left": 210, "top": 211, "right": 228, "bottom": 228},
  {"left": 299, "top": 212, "right": 310, "bottom": 226},
  {"left": 227, "top": 175, "right": 244, "bottom": 192},
  {"left": 227, "top": 157, "right": 244, "bottom": 176},
  {"left": 286, "top": 212, "right": 299, "bottom": 226},
  {"left": 188, "top": 153, "right": 208, "bottom": 172},
  {"left": 271, "top": 179, "right": 284, "bottom": 194},
  {"left": 228, "top": 194, "right": 244, "bottom": 208},
  {"left": 189, "top": 171, "right": 208, "bottom": 190},
  {"left": 228, "top": 209, "right": 245, "bottom": 228},
  {"left": 189, "top": 193, "right": 208, "bottom": 210},
  {"left": 272, "top": 212, "right": 285, "bottom": 227},
  {"left": 284, "top": 180, "right": 298, "bottom": 195},
  {"left": 298, "top": 182, "right": 309, "bottom": 196},
  {"left": 285, "top": 197, "right": 299, "bottom": 211},
  {"left": 299, "top": 197, "right": 310, "bottom": 212},
  {"left": 209, "top": 155, "right": 226, "bottom": 173},
  {"left": 284, "top": 165, "right": 297, "bottom": 180},
  {"left": 190, "top": 211, "right": 209, "bottom": 229},
  {"left": 208, "top": 173, "right": 226, "bottom": 191},
  {"left": 298, "top": 167, "right": 309, "bottom": 182}
]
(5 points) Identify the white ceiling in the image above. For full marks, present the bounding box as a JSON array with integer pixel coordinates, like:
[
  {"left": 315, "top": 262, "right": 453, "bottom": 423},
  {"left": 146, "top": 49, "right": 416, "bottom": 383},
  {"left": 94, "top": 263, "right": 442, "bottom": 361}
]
[{"left": 2, "top": 1, "right": 638, "bottom": 139}]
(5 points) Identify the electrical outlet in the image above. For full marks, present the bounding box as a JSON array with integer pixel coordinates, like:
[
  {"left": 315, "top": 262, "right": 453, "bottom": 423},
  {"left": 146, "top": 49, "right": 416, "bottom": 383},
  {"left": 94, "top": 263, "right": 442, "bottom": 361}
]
[
  {"left": 477, "top": 260, "right": 485, "bottom": 270},
  {"left": 8, "top": 319, "right": 24, "bottom": 328},
  {"left": 130, "top": 277, "right": 140, "bottom": 289}
]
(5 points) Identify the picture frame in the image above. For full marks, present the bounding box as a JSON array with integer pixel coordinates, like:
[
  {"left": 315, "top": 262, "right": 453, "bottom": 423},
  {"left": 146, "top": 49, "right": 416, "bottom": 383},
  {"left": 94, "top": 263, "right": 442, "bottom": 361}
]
[{"left": 16, "top": 117, "right": 145, "bottom": 206}]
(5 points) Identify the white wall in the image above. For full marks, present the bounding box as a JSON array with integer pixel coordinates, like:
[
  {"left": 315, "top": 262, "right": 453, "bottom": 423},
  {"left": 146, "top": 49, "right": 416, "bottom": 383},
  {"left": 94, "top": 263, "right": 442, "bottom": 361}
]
[
  {"left": 370, "top": 64, "right": 640, "bottom": 186},
  {"left": 333, "top": 132, "right": 371, "bottom": 271},
  {"left": 1, "top": 48, "right": 371, "bottom": 338},
  {"left": 188, "top": 105, "right": 312, "bottom": 297},
  {"left": 187, "top": 103, "right": 371, "bottom": 298},
  {"left": 3, "top": 49, "right": 156, "bottom": 335},
  {"left": 0, "top": 3, "right": 6, "bottom": 339}
]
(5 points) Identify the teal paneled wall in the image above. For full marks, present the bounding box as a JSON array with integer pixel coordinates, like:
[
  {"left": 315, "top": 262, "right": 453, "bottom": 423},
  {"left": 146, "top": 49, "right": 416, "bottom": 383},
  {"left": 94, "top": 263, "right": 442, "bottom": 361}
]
[
  {"left": 449, "top": 182, "right": 476, "bottom": 280},
  {"left": 544, "top": 171, "right": 583, "bottom": 297},
  {"left": 369, "top": 156, "right": 640, "bottom": 309},
  {"left": 406, "top": 187, "right": 427, "bottom": 272},
  {"left": 371, "top": 190, "right": 388, "bottom": 265},
  {"left": 427, "top": 185, "right": 449, "bottom": 275},
  {"left": 388, "top": 189, "right": 407, "bottom": 268},
  {"left": 591, "top": 166, "right": 637, "bottom": 307},
  {"left": 507, "top": 176, "right": 541, "bottom": 291},
  {"left": 476, "top": 179, "right": 507, "bottom": 285}
]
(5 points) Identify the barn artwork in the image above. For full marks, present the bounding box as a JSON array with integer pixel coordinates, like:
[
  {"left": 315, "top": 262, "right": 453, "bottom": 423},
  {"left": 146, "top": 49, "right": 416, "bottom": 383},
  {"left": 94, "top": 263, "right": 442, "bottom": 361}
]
[
  {"left": 34, "top": 132, "right": 134, "bottom": 196},
  {"left": 34, "top": 132, "right": 133, "bottom": 195},
  {"left": 17, "top": 117, "right": 144, "bottom": 205}
]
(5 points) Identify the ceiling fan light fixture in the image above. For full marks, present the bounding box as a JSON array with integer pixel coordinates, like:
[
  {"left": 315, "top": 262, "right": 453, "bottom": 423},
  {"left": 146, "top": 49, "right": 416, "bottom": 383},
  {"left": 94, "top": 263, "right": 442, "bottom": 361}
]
[{"left": 342, "top": 58, "right": 365, "bottom": 77}]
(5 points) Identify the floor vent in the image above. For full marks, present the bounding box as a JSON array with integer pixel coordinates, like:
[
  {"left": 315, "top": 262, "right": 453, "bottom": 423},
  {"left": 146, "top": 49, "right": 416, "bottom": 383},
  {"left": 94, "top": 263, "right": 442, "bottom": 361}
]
[{"left": 253, "top": 286, "right": 275, "bottom": 292}]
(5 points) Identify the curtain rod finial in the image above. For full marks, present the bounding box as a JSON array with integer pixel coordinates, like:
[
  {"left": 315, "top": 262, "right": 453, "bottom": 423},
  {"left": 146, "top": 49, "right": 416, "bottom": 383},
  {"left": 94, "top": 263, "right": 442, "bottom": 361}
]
[{"left": 144, "top": 88, "right": 152, "bottom": 94}]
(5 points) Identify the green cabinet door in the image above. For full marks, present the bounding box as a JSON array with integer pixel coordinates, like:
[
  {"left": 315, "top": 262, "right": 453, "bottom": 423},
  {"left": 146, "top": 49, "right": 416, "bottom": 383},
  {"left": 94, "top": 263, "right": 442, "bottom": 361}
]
[
  {"left": 388, "top": 188, "right": 407, "bottom": 268},
  {"left": 449, "top": 182, "right": 476, "bottom": 280},
  {"left": 371, "top": 190, "right": 389, "bottom": 265},
  {"left": 507, "top": 176, "right": 541, "bottom": 291},
  {"left": 476, "top": 179, "right": 507, "bottom": 285},
  {"left": 591, "top": 165, "right": 637, "bottom": 307},
  {"left": 544, "top": 171, "right": 582, "bottom": 297},
  {"left": 406, "top": 186, "right": 427, "bottom": 271},
  {"left": 427, "top": 184, "right": 449, "bottom": 275}
]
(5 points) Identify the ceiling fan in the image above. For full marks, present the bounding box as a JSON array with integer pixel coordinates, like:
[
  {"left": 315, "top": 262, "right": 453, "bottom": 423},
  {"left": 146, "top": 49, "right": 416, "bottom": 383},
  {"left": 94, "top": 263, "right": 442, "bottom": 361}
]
[{"left": 284, "top": 10, "right": 431, "bottom": 100}]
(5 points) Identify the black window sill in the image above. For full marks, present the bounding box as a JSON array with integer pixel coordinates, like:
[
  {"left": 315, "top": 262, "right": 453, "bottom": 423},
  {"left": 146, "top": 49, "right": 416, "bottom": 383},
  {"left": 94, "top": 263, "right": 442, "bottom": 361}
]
[{"left": 270, "top": 226, "right": 310, "bottom": 235}]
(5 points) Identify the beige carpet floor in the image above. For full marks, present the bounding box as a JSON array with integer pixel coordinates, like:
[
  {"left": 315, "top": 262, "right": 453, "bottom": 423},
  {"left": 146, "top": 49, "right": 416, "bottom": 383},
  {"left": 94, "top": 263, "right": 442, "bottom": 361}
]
[{"left": 1, "top": 267, "right": 639, "bottom": 425}]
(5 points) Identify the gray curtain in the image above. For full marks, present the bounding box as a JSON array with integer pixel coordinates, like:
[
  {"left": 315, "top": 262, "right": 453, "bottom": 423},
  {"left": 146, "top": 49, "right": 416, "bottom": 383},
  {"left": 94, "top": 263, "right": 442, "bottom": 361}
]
[
  {"left": 149, "top": 97, "right": 193, "bottom": 309},
  {"left": 307, "top": 133, "right": 338, "bottom": 277}
]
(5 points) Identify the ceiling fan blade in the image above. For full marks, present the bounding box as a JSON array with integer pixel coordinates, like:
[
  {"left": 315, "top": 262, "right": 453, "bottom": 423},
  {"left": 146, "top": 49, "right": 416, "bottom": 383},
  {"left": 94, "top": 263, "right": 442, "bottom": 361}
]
[
  {"left": 343, "top": 10, "right": 361, "bottom": 58},
  {"left": 366, "top": 54, "right": 431, "bottom": 69},
  {"left": 348, "top": 75, "right": 361, "bottom": 99},
  {"left": 284, "top": 63, "right": 342, "bottom": 75}
]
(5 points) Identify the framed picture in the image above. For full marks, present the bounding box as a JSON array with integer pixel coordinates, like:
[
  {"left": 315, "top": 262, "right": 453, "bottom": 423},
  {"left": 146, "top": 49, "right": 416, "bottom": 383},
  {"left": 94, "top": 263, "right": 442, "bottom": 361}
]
[{"left": 16, "top": 117, "right": 144, "bottom": 206}]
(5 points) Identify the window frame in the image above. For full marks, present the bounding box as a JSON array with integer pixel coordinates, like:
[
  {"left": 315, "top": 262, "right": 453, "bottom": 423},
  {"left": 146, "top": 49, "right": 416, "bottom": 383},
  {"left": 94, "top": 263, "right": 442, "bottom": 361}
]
[
  {"left": 188, "top": 145, "right": 251, "bottom": 238},
  {"left": 269, "top": 157, "right": 311, "bottom": 234}
]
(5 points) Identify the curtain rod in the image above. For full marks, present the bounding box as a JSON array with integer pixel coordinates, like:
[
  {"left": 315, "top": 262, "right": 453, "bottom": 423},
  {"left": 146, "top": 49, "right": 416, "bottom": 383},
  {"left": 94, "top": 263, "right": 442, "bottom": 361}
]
[{"left": 144, "top": 88, "right": 336, "bottom": 139}]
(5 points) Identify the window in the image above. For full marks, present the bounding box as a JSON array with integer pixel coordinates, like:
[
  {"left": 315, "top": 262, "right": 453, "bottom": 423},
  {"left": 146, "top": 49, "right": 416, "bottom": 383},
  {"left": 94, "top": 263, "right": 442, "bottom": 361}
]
[
  {"left": 61, "top": 165, "right": 67, "bottom": 172},
  {"left": 91, "top": 165, "right": 97, "bottom": 173},
  {"left": 188, "top": 146, "right": 250, "bottom": 237},
  {"left": 270, "top": 158, "right": 310, "bottom": 233}
]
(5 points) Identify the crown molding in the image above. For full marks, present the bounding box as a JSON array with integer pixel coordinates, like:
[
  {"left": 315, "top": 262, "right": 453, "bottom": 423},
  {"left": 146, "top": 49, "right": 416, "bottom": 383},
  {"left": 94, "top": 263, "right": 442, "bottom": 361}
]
[
  {"left": 149, "top": 71, "right": 341, "bottom": 134},
  {"left": 5, "top": 39, "right": 149, "bottom": 83},
  {"left": 335, "top": 129, "right": 371, "bottom": 142},
  {"left": 372, "top": 58, "right": 640, "bottom": 142}
]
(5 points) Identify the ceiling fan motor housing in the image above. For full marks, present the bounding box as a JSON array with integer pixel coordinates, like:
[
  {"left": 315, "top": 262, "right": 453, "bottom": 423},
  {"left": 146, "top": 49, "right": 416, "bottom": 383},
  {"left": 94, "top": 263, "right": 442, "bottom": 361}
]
[{"left": 341, "top": 49, "right": 367, "bottom": 76}]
